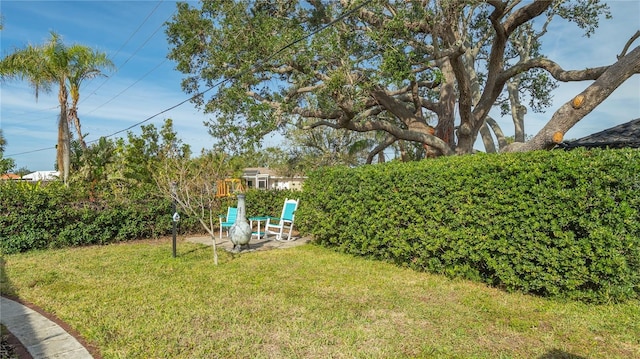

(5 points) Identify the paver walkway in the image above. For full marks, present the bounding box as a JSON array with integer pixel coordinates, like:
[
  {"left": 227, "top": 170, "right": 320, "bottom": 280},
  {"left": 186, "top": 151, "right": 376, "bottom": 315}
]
[
  {"left": 1, "top": 296, "right": 93, "bottom": 359},
  {"left": 186, "top": 233, "right": 311, "bottom": 251}
]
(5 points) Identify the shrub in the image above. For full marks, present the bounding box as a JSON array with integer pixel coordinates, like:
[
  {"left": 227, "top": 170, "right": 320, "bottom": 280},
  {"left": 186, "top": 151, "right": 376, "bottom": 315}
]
[
  {"left": 297, "top": 148, "right": 640, "bottom": 303},
  {"left": 244, "top": 188, "right": 300, "bottom": 218},
  {"left": 0, "top": 181, "right": 201, "bottom": 254}
]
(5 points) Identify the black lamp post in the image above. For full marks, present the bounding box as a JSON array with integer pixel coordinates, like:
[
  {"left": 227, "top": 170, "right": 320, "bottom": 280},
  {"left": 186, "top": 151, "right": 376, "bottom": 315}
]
[{"left": 170, "top": 181, "right": 179, "bottom": 258}]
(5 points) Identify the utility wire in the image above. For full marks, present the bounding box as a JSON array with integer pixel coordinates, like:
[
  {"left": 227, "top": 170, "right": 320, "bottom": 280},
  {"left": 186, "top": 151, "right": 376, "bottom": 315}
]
[
  {"left": 81, "top": 9, "right": 177, "bottom": 116},
  {"left": 95, "top": 0, "right": 374, "bottom": 141},
  {"left": 8, "top": 0, "right": 373, "bottom": 156},
  {"left": 85, "top": 59, "right": 169, "bottom": 116},
  {"left": 82, "top": 0, "right": 165, "bottom": 103},
  {"left": 4, "top": 146, "right": 56, "bottom": 157},
  {"left": 112, "top": 1, "right": 165, "bottom": 63}
]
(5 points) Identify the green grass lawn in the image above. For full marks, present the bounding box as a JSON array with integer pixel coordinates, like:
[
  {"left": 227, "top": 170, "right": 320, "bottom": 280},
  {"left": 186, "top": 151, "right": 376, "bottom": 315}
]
[{"left": 1, "top": 238, "right": 639, "bottom": 358}]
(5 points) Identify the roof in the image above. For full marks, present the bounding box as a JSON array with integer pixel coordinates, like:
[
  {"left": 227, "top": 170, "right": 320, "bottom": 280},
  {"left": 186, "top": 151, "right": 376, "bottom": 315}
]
[
  {"left": 242, "top": 167, "right": 279, "bottom": 177},
  {"left": 0, "top": 173, "right": 21, "bottom": 180},
  {"left": 22, "top": 171, "right": 60, "bottom": 181},
  {"left": 241, "top": 167, "right": 306, "bottom": 180},
  {"left": 560, "top": 118, "right": 640, "bottom": 149}
]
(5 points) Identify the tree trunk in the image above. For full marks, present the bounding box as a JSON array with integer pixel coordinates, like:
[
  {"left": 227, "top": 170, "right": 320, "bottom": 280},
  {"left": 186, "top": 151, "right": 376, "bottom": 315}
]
[
  {"left": 57, "top": 82, "right": 70, "bottom": 184},
  {"left": 69, "top": 104, "right": 87, "bottom": 150},
  {"left": 435, "top": 58, "right": 457, "bottom": 149},
  {"left": 507, "top": 80, "right": 526, "bottom": 142}
]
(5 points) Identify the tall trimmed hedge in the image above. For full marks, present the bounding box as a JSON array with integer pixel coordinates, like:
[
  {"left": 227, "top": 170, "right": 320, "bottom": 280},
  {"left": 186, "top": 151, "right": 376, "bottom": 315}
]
[
  {"left": 244, "top": 189, "right": 301, "bottom": 218},
  {"left": 0, "top": 182, "right": 200, "bottom": 254},
  {"left": 297, "top": 149, "right": 640, "bottom": 303},
  {"left": 0, "top": 181, "right": 300, "bottom": 255}
]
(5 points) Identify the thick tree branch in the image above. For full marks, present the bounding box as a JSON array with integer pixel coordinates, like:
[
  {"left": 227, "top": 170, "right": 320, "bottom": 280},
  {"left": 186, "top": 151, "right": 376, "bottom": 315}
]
[
  {"left": 485, "top": 116, "right": 508, "bottom": 150},
  {"left": 503, "top": 1, "right": 553, "bottom": 34},
  {"left": 366, "top": 134, "right": 396, "bottom": 164},
  {"left": 502, "top": 58, "right": 608, "bottom": 82},
  {"left": 304, "top": 116, "right": 453, "bottom": 156},
  {"left": 503, "top": 46, "right": 640, "bottom": 152},
  {"left": 618, "top": 30, "right": 640, "bottom": 59},
  {"left": 291, "top": 107, "right": 343, "bottom": 120},
  {"left": 370, "top": 86, "right": 421, "bottom": 128}
]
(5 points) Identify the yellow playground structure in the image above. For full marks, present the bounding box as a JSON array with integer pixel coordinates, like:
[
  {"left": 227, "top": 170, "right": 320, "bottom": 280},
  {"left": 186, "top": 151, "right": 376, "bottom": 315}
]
[{"left": 216, "top": 178, "right": 244, "bottom": 198}]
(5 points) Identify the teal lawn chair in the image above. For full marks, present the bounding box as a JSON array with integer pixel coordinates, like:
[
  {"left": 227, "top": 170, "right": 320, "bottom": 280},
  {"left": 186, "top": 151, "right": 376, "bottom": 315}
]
[
  {"left": 265, "top": 198, "right": 299, "bottom": 241},
  {"left": 219, "top": 207, "right": 237, "bottom": 240}
]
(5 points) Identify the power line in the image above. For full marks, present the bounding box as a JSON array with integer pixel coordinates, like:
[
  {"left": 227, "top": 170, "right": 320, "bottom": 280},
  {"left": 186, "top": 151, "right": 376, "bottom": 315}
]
[
  {"left": 95, "top": 0, "right": 374, "bottom": 140},
  {"left": 80, "top": 9, "right": 177, "bottom": 116},
  {"left": 92, "top": 83, "right": 216, "bottom": 141},
  {"left": 5, "top": 146, "right": 55, "bottom": 157},
  {"left": 112, "top": 1, "right": 165, "bottom": 63},
  {"left": 85, "top": 59, "right": 169, "bottom": 116},
  {"left": 9, "top": 0, "right": 374, "bottom": 156},
  {"left": 82, "top": 1, "right": 166, "bottom": 103}
]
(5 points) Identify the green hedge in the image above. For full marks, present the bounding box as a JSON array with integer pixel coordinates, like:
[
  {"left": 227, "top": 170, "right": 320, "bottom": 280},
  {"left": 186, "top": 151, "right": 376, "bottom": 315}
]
[
  {"left": 0, "top": 181, "right": 300, "bottom": 255},
  {"left": 215, "top": 189, "right": 300, "bottom": 219},
  {"left": 297, "top": 149, "right": 640, "bottom": 303},
  {"left": 0, "top": 182, "right": 200, "bottom": 254},
  {"left": 244, "top": 189, "right": 300, "bottom": 218}
]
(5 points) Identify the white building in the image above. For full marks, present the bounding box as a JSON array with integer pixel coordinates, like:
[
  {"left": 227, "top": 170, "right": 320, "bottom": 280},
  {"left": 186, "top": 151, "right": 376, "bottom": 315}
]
[
  {"left": 241, "top": 167, "right": 305, "bottom": 191},
  {"left": 22, "top": 171, "right": 59, "bottom": 181}
]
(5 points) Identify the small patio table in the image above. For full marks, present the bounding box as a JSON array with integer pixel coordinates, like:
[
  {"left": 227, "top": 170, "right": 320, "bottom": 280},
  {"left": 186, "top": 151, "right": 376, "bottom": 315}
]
[{"left": 248, "top": 216, "right": 269, "bottom": 239}]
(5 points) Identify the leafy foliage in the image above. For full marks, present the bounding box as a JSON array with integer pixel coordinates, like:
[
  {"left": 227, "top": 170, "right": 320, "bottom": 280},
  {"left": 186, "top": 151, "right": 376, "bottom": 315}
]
[
  {"left": 165, "top": 0, "right": 616, "bottom": 156},
  {"left": 0, "top": 129, "right": 16, "bottom": 174},
  {"left": 0, "top": 180, "right": 201, "bottom": 254},
  {"left": 298, "top": 149, "right": 640, "bottom": 303},
  {"left": 68, "top": 119, "right": 191, "bottom": 199},
  {"left": 244, "top": 188, "right": 300, "bottom": 218}
]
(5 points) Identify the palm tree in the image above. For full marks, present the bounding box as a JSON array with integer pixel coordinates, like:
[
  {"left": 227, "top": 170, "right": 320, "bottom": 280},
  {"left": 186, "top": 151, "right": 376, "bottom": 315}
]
[
  {"left": 67, "top": 45, "right": 114, "bottom": 150},
  {"left": 0, "top": 32, "right": 113, "bottom": 183},
  {"left": 0, "top": 129, "right": 16, "bottom": 174}
]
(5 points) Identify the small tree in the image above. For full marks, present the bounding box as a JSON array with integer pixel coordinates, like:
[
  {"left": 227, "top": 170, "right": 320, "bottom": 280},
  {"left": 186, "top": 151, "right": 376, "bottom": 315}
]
[
  {"left": 155, "top": 151, "right": 228, "bottom": 264},
  {"left": 0, "top": 129, "right": 16, "bottom": 174}
]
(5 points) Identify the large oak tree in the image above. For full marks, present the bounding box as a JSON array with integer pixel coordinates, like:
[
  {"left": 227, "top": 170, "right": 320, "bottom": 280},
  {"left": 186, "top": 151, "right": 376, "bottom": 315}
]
[{"left": 165, "top": 0, "right": 639, "bottom": 158}]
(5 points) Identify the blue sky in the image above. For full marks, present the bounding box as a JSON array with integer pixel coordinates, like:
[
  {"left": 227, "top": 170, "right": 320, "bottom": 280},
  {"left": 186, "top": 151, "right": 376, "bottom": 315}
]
[{"left": 1, "top": 0, "right": 639, "bottom": 171}]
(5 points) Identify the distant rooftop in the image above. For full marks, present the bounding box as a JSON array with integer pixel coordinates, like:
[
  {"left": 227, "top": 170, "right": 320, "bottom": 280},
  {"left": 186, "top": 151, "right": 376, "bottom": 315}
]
[
  {"left": 560, "top": 118, "right": 640, "bottom": 149},
  {"left": 0, "top": 173, "right": 21, "bottom": 180},
  {"left": 242, "top": 167, "right": 279, "bottom": 177}
]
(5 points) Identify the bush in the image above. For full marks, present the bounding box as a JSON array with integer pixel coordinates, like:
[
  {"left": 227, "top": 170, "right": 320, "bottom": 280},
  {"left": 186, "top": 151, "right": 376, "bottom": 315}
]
[
  {"left": 0, "top": 181, "right": 201, "bottom": 254},
  {"left": 297, "top": 148, "right": 640, "bottom": 303},
  {"left": 244, "top": 188, "right": 300, "bottom": 218},
  {"left": 1, "top": 181, "right": 70, "bottom": 253}
]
